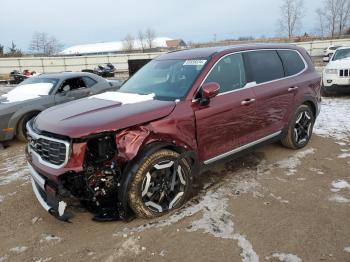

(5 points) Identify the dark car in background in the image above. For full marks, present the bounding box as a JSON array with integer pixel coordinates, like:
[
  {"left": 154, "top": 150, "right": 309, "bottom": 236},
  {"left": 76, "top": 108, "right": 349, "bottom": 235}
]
[
  {"left": 0, "top": 72, "right": 122, "bottom": 142},
  {"left": 26, "top": 44, "right": 321, "bottom": 221}
]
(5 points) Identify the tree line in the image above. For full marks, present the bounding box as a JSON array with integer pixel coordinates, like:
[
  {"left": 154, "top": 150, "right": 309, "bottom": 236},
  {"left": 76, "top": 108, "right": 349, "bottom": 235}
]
[
  {"left": 279, "top": 0, "right": 350, "bottom": 38},
  {"left": 122, "top": 28, "right": 157, "bottom": 52}
]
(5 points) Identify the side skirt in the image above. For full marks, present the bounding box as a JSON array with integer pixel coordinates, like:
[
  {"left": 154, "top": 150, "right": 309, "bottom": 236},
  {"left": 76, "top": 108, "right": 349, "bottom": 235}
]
[{"left": 203, "top": 130, "right": 284, "bottom": 166}]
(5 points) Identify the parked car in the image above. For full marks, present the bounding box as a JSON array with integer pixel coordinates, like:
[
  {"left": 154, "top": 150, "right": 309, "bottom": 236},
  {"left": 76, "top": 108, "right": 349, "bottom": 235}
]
[
  {"left": 9, "top": 69, "right": 39, "bottom": 84},
  {"left": 0, "top": 72, "right": 122, "bottom": 142},
  {"left": 82, "top": 63, "right": 116, "bottom": 78},
  {"left": 26, "top": 44, "right": 321, "bottom": 222},
  {"left": 322, "top": 46, "right": 350, "bottom": 96},
  {"left": 323, "top": 45, "right": 343, "bottom": 62}
]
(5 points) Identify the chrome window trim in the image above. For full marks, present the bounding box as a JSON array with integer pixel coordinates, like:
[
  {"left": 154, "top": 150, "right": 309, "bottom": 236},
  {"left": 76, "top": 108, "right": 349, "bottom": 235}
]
[
  {"left": 26, "top": 122, "right": 71, "bottom": 169},
  {"left": 192, "top": 48, "right": 308, "bottom": 102},
  {"left": 204, "top": 130, "right": 282, "bottom": 165}
]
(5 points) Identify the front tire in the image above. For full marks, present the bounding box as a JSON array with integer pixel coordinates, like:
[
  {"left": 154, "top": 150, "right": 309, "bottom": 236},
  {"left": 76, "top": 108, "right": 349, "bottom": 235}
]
[
  {"left": 281, "top": 105, "right": 315, "bottom": 149},
  {"left": 16, "top": 112, "right": 39, "bottom": 142},
  {"left": 128, "top": 149, "right": 192, "bottom": 219}
]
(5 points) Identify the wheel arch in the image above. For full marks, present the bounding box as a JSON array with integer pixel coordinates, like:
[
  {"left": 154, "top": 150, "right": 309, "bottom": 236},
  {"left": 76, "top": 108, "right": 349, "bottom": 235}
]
[{"left": 117, "top": 141, "right": 198, "bottom": 215}]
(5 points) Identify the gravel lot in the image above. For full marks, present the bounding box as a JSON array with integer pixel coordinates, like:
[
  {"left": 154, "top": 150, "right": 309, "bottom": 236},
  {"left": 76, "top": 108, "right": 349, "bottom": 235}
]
[{"left": 1, "top": 81, "right": 350, "bottom": 262}]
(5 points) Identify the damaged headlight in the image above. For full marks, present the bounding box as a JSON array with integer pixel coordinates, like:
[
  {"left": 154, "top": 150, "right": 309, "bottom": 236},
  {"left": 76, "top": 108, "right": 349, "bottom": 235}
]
[{"left": 86, "top": 134, "right": 117, "bottom": 164}]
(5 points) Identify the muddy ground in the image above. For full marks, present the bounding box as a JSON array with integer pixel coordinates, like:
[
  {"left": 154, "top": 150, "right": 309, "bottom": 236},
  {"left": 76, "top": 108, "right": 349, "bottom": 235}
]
[{"left": 0, "top": 85, "right": 350, "bottom": 262}]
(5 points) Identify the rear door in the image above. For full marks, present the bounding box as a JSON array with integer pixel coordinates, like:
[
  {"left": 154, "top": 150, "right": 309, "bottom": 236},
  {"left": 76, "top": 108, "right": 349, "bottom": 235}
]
[
  {"left": 194, "top": 53, "right": 258, "bottom": 162},
  {"left": 243, "top": 50, "right": 299, "bottom": 139}
]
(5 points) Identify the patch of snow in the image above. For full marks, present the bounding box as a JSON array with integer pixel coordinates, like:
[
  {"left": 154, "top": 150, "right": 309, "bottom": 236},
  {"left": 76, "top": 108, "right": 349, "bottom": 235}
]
[
  {"left": 270, "top": 193, "right": 289, "bottom": 204},
  {"left": 344, "top": 246, "right": 350, "bottom": 253},
  {"left": 90, "top": 91, "right": 155, "bottom": 104},
  {"left": 9, "top": 246, "right": 27, "bottom": 254},
  {"left": 106, "top": 237, "right": 141, "bottom": 261},
  {"left": 314, "top": 98, "right": 350, "bottom": 141},
  {"left": 159, "top": 250, "right": 167, "bottom": 257},
  {"left": 0, "top": 154, "right": 28, "bottom": 186},
  {"left": 276, "top": 148, "right": 315, "bottom": 176},
  {"left": 1, "top": 83, "right": 53, "bottom": 103},
  {"left": 269, "top": 253, "right": 302, "bottom": 262},
  {"left": 329, "top": 194, "right": 350, "bottom": 203},
  {"left": 0, "top": 195, "right": 4, "bottom": 203},
  {"left": 309, "top": 168, "right": 324, "bottom": 175},
  {"left": 0, "top": 255, "right": 8, "bottom": 262},
  {"left": 40, "top": 234, "right": 61, "bottom": 244},
  {"left": 336, "top": 142, "right": 347, "bottom": 146},
  {"left": 338, "top": 153, "right": 350, "bottom": 159},
  {"left": 332, "top": 180, "right": 350, "bottom": 190},
  {"left": 234, "top": 234, "right": 259, "bottom": 262}
]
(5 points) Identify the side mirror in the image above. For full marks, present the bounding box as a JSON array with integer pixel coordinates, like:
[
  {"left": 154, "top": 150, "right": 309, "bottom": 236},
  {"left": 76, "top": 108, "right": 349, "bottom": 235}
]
[
  {"left": 199, "top": 82, "right": 220, "bottom": 106},
  {"left": 323, "top": 56, "right": 330, "bottom": 63}
]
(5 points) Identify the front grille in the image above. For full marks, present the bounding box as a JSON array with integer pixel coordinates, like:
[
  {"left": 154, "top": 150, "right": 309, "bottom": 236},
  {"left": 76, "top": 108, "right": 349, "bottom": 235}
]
[
  {"left": 28, "top": 136, "right": 67, "bottom": 166},
  {"left": 339, "top": 69, "right": 350, "bottom": 77}
]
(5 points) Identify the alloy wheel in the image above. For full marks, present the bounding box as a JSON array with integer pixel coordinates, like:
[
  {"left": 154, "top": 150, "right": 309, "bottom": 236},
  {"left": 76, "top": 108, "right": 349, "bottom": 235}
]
[
  {"left": 294, "top": 111, "right": 312, "bottom": 145},
  {"left": 141, "top": 160, "right": 186, "bottom": 213}
]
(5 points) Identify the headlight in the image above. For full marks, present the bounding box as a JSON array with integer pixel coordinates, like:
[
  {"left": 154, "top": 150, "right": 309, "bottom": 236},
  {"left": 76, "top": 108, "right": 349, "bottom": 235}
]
[{"left": 325, "top": 69, "right": 338, "bottom": 74}]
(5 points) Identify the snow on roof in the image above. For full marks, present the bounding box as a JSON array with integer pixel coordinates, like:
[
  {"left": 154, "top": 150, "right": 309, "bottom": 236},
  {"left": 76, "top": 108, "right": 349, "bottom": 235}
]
[{"left": 60, "top": 37, "right": 174, "bottom": 55}]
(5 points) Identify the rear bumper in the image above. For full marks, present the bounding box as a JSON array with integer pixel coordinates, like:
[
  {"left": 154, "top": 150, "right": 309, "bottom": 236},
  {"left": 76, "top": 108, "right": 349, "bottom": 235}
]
[{"left": 28, "top": 162, "right": 71, "bottom": 221}]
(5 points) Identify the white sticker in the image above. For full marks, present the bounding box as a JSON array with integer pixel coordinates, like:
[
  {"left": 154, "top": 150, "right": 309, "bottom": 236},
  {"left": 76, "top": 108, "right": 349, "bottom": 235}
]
[{"left": 183, "top": 60, "right": 207, "bottom": 66}]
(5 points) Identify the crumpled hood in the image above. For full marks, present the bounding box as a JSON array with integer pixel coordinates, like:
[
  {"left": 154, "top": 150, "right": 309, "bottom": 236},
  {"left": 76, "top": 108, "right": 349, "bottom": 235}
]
[{"left": 35, "top": 92, "right": 176, "bottom": 138}]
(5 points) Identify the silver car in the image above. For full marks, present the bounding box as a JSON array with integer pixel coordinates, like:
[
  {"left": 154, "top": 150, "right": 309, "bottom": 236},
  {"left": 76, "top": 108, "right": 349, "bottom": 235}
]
[{"left": 0, "top": 72, "right": 122, "bottom": 142}]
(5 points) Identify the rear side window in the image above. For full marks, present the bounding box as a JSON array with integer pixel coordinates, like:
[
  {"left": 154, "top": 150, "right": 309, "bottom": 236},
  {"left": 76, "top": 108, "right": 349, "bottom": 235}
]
[
  {"left": 82, "top": 76, "right": 97, "bottom": 87},
  {"left": 204, "top": 53, "right": 246, "bottom": 93},
  {"left": 244, "top": 50, "right": 284, "bottom": 84},
  {"left": 277, "top": 50, "right": 306, "bottom": 76}
]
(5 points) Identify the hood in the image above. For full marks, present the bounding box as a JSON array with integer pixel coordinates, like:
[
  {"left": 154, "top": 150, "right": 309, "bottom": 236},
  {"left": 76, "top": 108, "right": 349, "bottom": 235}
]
[
  {"left": 34, "top": 92, "right": 176, "bottom": 138},
  {"left": 327, "top": 57, "right": 350, "bottom": 69}
]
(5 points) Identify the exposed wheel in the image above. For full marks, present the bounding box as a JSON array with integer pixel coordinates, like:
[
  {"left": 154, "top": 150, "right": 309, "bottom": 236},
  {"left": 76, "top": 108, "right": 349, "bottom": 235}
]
[
  {"left": 281, "top": 105, "right": 315, "bottom": 149},
  {"left": 128, "top": 149, "right": 192, "bottom": 219},
  {"left": 16, "top": 112, "right": 39, "bottom": 142}
]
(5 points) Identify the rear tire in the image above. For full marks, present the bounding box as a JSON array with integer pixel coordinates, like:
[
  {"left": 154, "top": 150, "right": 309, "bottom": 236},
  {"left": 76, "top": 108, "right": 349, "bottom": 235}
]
[
  {"left": 16, "top": 112, "right": 39, "bottom": 142},
  {"left": 128, "top": 149, "right": 192, "bottom": 219},
  {"left": 281, "top": 105, "right": 315, "bottom": 150}
]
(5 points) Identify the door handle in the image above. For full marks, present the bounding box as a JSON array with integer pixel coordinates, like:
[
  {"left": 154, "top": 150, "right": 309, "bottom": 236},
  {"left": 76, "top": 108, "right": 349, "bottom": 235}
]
[
  {"left": 241, "top": 98, "right": 256, "bottom": 106},
  {"left": 288, "top": 86, "right": 299, "bottom": 92}
]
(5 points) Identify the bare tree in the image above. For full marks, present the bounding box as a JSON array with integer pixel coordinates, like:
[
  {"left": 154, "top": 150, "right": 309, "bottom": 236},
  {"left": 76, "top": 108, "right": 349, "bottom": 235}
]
[
  {"left": 337, "top": 0, "right": 350, "bottom": 35},
  {"left": 137, "top": 30, "right": 146, "bottom": 52},
  {"left": 8, "top": 42, "right": 22, "bottom": 57},
  {"left": 29, "top": 32, "right": 63, "bottom": 56},
  {"left": 145, "top": 28, "right": 156, "bottom": 49},
  {"left": 0, "top": 44, "right": 4, "bottom": 57},
  {"left": 316, "top": 8, "right": 326, "bottom": 36},
  {"left": 122, "top": 34, "right": 135, "bottom": 52},
  {"left": 278, "top": 0, "right": 304, "bottom": 38},
  {"left": 317, "top": 0, "right": 350, "bottom": 37}
]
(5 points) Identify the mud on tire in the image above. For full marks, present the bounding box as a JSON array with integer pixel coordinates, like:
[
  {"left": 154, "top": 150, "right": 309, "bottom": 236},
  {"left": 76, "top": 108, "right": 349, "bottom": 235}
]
[
  {"left": 281, "top": 104, "right": 315, "bottom": 150},
  {"left": 128, "top": 149, "right": 192, "bottom": 219}
]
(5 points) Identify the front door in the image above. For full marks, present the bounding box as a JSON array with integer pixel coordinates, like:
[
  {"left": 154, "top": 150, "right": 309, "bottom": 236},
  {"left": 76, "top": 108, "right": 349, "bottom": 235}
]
[{"left": 193, "top": 53, "right": 258, "bottom": 162}]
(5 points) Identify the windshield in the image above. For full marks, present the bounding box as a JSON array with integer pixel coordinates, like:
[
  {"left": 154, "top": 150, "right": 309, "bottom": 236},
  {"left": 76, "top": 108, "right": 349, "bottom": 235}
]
[
  {"left": 332, "top": 49, "right": 350, "bottom": 61},
  {"left": 19, "top": 77, "right": 59, "bottom": 87},
  {"left": 119, "top": 59, "right": 207, "bottom": 100}
]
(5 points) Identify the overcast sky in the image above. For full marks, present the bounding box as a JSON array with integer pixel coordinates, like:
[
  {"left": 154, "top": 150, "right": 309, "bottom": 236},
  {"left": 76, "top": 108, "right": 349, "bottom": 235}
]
[{"left": 0, "top": 0, "right": 322, "bottom": 51}]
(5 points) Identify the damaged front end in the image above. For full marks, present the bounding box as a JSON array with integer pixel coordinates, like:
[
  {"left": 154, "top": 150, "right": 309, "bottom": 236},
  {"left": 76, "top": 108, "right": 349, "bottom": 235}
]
[{"left": 26, "top": 122, "right": 135, "bottom": 222}]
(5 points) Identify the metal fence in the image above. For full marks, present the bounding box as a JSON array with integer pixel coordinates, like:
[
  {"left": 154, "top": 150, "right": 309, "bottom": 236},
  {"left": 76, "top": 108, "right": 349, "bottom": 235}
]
[
  {"left": 1, "top": 38, "right": 350, "bottom": 75},
  {"left": 0, "top": 52, "right": 163, "bottom": 75}
]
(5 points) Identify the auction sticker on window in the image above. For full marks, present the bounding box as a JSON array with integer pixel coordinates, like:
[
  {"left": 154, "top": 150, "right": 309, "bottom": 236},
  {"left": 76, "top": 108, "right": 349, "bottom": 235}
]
[{"left": 183, "top": 60, "right": 207, "bottom": 66}]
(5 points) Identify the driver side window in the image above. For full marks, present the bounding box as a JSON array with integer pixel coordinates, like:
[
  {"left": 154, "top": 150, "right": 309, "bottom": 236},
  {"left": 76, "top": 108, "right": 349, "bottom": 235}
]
[
  {"left": 59, "top": 77, "right": 87, "bottom": 93},
  {"left": 204, "top": 53, "right": 246, "bottom": 94}
]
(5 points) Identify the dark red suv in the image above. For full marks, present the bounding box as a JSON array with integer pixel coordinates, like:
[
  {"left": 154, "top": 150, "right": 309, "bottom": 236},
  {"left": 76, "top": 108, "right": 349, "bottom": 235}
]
[{"left": 26, "top": 44, "right": 321, "bottom": 221}]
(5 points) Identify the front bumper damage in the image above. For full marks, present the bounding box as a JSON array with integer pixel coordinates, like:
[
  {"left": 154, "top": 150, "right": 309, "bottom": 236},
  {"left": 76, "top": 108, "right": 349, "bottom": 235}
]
[{"left": 28, "top": 163, "right": 72, "bottom": 221}]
